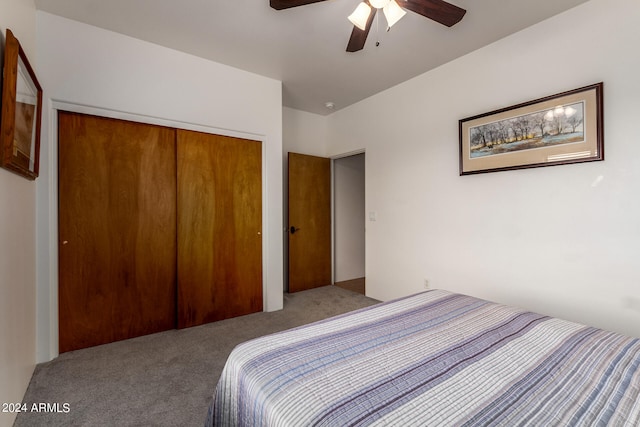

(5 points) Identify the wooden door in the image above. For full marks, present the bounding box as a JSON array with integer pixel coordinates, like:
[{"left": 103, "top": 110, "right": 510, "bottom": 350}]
[
  {"left": 177, "top": 130, "right": 262, "bottom": 329},
  {"left": 288, "top": 152, "right": 331, "bottom": 292},
  {"left": 58, "top": 112, "right": 177, "bottom": 353}
]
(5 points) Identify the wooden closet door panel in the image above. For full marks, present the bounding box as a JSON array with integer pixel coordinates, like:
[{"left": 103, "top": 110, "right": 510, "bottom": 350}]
[
  {"left": 58, "top": 111, "right": 177, "bottom": 353},
  {"left": 177, "top": 130, "right": 262, "bottom": 329}
]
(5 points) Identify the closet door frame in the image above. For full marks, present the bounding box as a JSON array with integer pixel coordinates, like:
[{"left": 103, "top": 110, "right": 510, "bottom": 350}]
[{"left": 47, "top": 102, "right": 269, "bottom": 357}]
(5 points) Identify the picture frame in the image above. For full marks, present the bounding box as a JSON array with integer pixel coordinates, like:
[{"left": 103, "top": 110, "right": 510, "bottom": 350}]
[
  {"left": 1, "top": 29, "right": 43, "bottom": 180},
  {"left": 459, "top": 83, "right": 603, "bottom": 175}
]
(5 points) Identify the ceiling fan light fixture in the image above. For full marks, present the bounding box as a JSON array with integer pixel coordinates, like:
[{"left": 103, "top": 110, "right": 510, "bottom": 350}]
[
  {"left": 369, "top": 0, "right": 391, "bottom": 9},
  {"left": 348, "top": 2, "right": 372, "bottom": 31},
  {"left": 383, "top": 0, "right": 406, "bottom": 28}
]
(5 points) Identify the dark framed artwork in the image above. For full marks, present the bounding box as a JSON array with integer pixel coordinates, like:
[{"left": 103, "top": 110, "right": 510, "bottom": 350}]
[
  {"left": 459, "top": 83, "right": 603, "bottom": 175},
  {"left": 1, "top": 29, "right": 43, "bottom": 180}
]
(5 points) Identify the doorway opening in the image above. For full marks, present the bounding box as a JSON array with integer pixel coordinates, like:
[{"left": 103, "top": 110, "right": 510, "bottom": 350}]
[
  {"left": 333, "top": 152, "right": 365, "bottom": 295},
  {"left": 285, "top": 151, "right": 365, "bottom": 296}
]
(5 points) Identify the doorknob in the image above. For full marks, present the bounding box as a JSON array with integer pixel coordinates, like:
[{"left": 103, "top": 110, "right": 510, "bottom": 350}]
[{"left": 290, "top": 226, "right": 300, "bottom": 234}]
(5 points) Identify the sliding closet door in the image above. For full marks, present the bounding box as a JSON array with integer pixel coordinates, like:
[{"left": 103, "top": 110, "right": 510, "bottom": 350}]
[
  {"left": 177, "top": 130, "right": 262, "bottom": 329},
  {"left": 58, "top": 111, "right": 177, "bottom": 353}
]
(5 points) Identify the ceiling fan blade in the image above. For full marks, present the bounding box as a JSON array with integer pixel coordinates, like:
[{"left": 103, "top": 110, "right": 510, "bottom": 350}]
[
  {"left": 401, "top": 0, "right": 466, "bottom": 27},
  {"left": 270, "top": 0, "right": 328, "bottom": 10},
  {"left": 346, "top": 8, "right": 377, "bottom": 52}
]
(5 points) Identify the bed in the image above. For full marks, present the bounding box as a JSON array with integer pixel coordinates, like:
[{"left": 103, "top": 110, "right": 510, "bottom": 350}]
[{"left": 206, "top": 289, "right": 640, "bottom": 426}]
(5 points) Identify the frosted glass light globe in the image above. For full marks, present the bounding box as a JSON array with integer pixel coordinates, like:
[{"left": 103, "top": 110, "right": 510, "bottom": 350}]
[{"left": 369, "top": 0, "right": 391, "bottom": 9}]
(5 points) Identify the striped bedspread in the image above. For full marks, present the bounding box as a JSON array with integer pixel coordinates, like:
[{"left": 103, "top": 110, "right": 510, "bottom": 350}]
[{"left": 207, "top": 290, "right": 640, "bottom": 426}]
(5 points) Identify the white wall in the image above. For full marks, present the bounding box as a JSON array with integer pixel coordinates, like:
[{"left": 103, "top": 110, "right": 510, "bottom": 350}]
[
  {"left": 0, "top": 1, "right": 37, "bottom": 426},
  {"left": 334, "top": 154, "right": 365, "bottom": 282},
  {"left": 326, "top": 0, "right": 640, "bottom": 338},
  {"left": 283, "top": 107, "right": 327, "bottom": 157},
  {"left": 35, "top": 12, "right": 284, "bottom": 361}
]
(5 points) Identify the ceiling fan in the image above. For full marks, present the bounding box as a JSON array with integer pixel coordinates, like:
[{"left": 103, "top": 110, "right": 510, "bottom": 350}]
[{"left": 270, "top": 0, "right": 466, "bottom": 52}]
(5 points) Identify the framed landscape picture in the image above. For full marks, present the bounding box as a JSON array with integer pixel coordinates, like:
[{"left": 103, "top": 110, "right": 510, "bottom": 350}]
[
  {"left": 459, "top": 83, "right": 603, "bottom": 175},
  {"left": 1, "top": 29, "right": 43, "bottom": 180}
]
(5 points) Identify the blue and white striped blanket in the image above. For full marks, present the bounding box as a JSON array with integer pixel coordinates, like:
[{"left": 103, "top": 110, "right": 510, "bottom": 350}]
[{"left": 207, "top": 290, "right": 640, "bottom": 426}]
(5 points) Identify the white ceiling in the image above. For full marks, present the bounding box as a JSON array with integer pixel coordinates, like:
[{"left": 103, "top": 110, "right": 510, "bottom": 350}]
[{"left": 35, "top": 0, "right": 590, "bottom": 115}]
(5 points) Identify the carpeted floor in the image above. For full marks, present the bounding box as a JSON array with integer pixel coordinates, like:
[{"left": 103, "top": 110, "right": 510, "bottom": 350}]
[{"left": 15, "top": 285, "right": 378, "bottom": 427}]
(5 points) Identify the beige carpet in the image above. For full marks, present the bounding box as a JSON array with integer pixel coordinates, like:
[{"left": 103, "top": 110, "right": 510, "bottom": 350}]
[{"left": 15, "top": 285, "right": 378, "bottom": 427}]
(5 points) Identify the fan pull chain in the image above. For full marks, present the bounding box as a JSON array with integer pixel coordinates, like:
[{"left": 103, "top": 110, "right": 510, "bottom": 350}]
[{"left": 375, "top": 9, "right": 380, "bottom": 47}]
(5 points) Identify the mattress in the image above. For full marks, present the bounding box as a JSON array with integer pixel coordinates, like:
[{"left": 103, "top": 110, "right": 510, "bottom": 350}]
[{"left": 207, "top": 289, "right": 640, "bottom": 426}]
